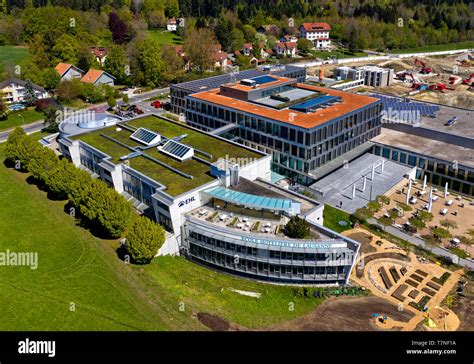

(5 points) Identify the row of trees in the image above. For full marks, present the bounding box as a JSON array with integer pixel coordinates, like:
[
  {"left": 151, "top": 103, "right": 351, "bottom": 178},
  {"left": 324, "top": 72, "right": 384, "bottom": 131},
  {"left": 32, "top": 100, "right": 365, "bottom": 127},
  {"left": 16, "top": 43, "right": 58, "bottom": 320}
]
[{"left": 5, "top": 128, "right": 165, "bottom": 263}]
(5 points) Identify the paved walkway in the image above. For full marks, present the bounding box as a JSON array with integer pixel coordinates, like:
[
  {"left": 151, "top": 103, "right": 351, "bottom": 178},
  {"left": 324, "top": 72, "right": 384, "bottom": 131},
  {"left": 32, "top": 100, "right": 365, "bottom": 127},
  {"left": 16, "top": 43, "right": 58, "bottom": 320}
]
[{"left": 368, "top": 217, "right": 474, "bottom": 270}]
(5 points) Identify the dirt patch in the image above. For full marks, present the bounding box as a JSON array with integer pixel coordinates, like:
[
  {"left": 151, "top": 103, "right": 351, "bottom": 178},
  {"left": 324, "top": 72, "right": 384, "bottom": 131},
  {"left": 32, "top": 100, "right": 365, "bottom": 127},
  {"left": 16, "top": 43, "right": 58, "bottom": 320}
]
[
  {"left": 268, "top": 296, "right": 415, "bottom": 331},
  {"left": 356, "top": 252, "right": 410, "bottom": 278},
  {"left": 347, "top": 232, "right": 377, "bottom": 254},
  {"left": 197, "top": 312, "right": 231, "bottom": 331},
  {"left": 451, "top": 278, "right": 474, "bottom": 331}
]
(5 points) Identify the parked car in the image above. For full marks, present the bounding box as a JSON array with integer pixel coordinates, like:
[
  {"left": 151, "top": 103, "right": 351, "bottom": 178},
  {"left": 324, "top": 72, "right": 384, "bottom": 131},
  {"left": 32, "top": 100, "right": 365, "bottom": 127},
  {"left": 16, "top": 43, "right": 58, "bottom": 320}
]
[
  {"left": 151, "top": 100, "right": 162, "bottom": 108},
  {"left": 128, "top": 105, "right": 144, "bottom": 114},
  {"left": 8, "top": 103, "right": 26, "bottom": 111}
]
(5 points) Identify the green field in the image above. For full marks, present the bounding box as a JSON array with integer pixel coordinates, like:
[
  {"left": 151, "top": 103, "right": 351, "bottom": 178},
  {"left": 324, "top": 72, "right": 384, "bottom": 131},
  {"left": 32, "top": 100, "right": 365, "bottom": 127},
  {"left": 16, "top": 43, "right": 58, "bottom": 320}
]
[
  {"left": 0, "top": 46, "right": 29, "bottom": 72},
  {"left": 310, "top": 50, "right": 367, "bottom": 60},
  {"left": 323, "top": 204, "right": 352, "bottom": 233},
  {"left": 0, "top": 108, "right": 44, "bottom": 131},
  {"left": 392, "top": 41, "right": 474, "bottom": 54},
  {"left": 0, "top": 139, "right": 321, "bottom": 330},
  {"left": 147, "top": 30, "right": 183, "bottom": 46}
]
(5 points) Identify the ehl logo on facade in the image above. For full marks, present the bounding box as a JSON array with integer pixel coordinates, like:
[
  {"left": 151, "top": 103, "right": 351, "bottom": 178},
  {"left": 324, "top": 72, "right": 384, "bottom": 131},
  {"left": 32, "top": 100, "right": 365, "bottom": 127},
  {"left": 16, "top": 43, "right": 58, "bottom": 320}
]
[{"left": 178, "top": 196, "right": 196, "bottom": 208}]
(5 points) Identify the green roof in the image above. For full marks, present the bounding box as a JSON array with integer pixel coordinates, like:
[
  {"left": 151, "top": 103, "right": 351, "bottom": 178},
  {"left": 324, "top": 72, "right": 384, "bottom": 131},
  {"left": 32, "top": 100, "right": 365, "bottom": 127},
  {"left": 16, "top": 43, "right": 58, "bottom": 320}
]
[{"left": 71, "top": 115, "right": 263, "bottom": 197}]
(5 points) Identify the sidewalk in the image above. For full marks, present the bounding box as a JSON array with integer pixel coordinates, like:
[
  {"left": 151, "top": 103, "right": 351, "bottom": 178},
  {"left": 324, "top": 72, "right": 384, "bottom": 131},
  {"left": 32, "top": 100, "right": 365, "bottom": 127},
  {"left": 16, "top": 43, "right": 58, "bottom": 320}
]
[{"left": 367, "top": 217, "right": 474, "bottom": 270}]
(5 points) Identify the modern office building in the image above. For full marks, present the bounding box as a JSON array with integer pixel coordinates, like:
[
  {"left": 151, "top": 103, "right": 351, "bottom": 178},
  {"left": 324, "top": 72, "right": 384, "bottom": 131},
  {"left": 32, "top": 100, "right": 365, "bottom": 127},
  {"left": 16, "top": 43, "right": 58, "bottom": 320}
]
[
  {"left": 332, "top": 66, "right": 394, "bottom": 90},
  {"left": 184, "top": 74, "right": 383, "bottom": 185},
  {"left": 58, "top": 114, "right": 360, "bottom": 284},
  {"left": 369, "top": 93, "right": 474, "bottom": 197},
  {"left": 170, "top": 64, "right": 307, "bottom": 115}
]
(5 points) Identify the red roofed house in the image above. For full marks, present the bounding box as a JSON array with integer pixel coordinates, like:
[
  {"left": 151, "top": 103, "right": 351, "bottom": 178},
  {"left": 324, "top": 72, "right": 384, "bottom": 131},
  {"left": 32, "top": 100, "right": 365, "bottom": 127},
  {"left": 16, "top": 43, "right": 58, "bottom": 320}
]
[
  {"left": 242, "top": 43, "right": 253, "bottom": 56},
  {"left": 55, "top": 63, "right": 84, "bottom": 82},
  {"left": 81, "top": 69, "right": 115, "bottom": 86},
  {"left": 89, "top": 46, "right": 109, "bottom": 66},
  {"left": 210, "top": 44, "right": 230, "bottom": 70},
  {"left": 299, "top": 22, "right": 331, "bottom": 49},
  {"left": 274, "top": 42, "right": 297, "bottom": 57}
]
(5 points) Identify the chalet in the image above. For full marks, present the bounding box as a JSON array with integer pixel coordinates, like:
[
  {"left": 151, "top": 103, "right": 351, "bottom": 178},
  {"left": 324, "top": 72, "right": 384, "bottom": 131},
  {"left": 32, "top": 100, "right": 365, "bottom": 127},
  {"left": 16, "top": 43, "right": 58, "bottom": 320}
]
[
  {"left": 167, "top": 18, "right": 177, "bottom": 32},
  {"left": 55, "top": 63, "right": 84, "bottom": 82},
  {"left": 299, "top": 22, "right": 331, "bottom": 49},
  {"left": 274, "top": 42, "right": 297, "bottom": 57},
  {"left": 81, "top": 69, "right": 115, "bottom": 86},
  {"left": 0, "top": 78, "right": 49, "bottom": 103},
  {"left": 89, "top": 47, "right": 109, "bottom": 66},
  {"left": 210, "top": 44, "right": 230, "bottom": 69}
]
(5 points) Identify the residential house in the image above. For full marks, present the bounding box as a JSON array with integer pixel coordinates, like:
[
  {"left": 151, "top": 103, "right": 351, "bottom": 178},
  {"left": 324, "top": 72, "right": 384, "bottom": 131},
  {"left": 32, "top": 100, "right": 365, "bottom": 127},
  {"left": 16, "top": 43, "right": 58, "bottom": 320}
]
[
  {"left": 280, "top": 35, "right": 298, "bottom": 43},
  {"left": 299, "top": 22, "right": 331, "bottom": 49},
  {"left": 167, "top": 18, "right": 177, "bottom": 32},
  {"left": 89, "top": 47, "right": 109, "bottom": 66},
  {"left": 0, "top": 78, "right": 49, "bottom": 103},
  {"left": 55, "top": 63, "right": 85, "bottom": 82},
  {"left": 210, "top": 44, "right": 230, "bottom": 70},
  {"left": 242, "top": 43, "right": 253, "bottom": 56},
  {"left": 274, "top": 42, "right": 297, "bottom": 57},
  {"left": 81, "top": 69, "right": 115, "bottom": 86},
  {"left": 241, "top": 42, "right": 272, "bottom": 59}
]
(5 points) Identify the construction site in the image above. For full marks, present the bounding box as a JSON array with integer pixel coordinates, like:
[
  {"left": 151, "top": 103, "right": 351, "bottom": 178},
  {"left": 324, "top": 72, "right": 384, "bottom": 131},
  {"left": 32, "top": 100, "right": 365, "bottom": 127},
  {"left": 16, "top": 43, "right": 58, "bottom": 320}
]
[{"left": 308, "top": 51, "right": 474, "bottom": 109}]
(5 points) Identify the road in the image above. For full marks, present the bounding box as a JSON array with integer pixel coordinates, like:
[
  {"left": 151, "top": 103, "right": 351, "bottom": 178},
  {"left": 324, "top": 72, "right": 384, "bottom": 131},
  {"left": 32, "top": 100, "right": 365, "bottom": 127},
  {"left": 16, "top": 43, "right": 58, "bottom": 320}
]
[
  {"left": 368, "top": 217, "right": 474, "bottom": 271},
  {"left": 0, "top": 87, "right": 170, "bottom": 143}
]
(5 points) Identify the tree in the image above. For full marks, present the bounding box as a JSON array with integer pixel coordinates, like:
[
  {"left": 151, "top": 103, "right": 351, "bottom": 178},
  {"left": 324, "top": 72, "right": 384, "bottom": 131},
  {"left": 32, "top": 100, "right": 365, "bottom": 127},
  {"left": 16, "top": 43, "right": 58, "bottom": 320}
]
[
  {"left": 41, "top": 68, "right": 61, "bottom": 90},
  {"left": 376, "top": 195, "right": 390, "bottom": 206},
  {"left": 214, "top": 17, "right": 233, "bottom": 52},
  {"left": 296, "top": 38, "right": 313, "bottom": 53},
  {"left": 76, "top": 49, "right": 94, "bottom": 73},
  {"left": 417, "top": 211, "right": 434, "bottom": 224},
  {"left": 440, "top": 219, "right": 458, "bottom": 232},
  {"left": 431, "top": 227, "right": 452, "bottom": 241},
  {"left": 57, "top": 78, "right": 83, "bottom": 101},
  {"left": 408, "top": 216, "right": 426, "bottom": 231},
  {"left": 0, "top": 94, "right": 7, "bottom": 120},
  {"left": 230, "top": 28, "right": 245, "bottom": 53},
  {"left": 51, "top": 34, "right": 79, "bottom": 63},
  {"left": 42, "top": 107, "right": 60, "bottom": 133},
  {"left": 285, "top": 216, "right": 310, "bottom": 239},
  {"left": 109, "top": 11, "right": 129, "bottom": 44},
  {"left": 125, "top": 216, "right": 166, "bottom": 264},
  {"left": 184, "top": 27, "right": 215, "bottom": 73},
  {"left": 161, "top": 44, "right": 185, "bottom": 82},
  {"left": 459, "top": 235, "right": 473, "bottom": 252},
  {"left": 23, "top": 80, "right": 38, "bottom": 106},
  {"left": 352, "top": 207, "right": 374, "bottom": 224},
  {"left": 242, "top": 24, "right": 257, "bottom": 42},
  {"left": 122, "top": 93, "right": 129, "bottom": 103},
  {"left": 134, "top": 38, "right": 165, "bottom": 87},
  {"left": 104, "top": 45, "right": 129, "bottom": 84},
  {"left": 348, "top": 27, "right": 359, "bottom": 53},
  {"left": 378, "top": 216, "right": 393, "bottom": 231},
  {"left": 107, "top": 95, "right": 116, "bottom": 109},
  {"left": 367, "top": 200, "right": 382, "bottom": 213},
  {"left": 424, "top": 235, "right": 439, "bottom": 252}
]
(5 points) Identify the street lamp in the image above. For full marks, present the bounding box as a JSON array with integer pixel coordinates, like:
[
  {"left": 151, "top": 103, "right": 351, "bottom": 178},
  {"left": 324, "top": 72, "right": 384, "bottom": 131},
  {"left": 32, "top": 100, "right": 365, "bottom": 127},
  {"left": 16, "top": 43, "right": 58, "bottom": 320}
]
[{"left": 18, "top": 113, "right": 24, "bottom": 126}]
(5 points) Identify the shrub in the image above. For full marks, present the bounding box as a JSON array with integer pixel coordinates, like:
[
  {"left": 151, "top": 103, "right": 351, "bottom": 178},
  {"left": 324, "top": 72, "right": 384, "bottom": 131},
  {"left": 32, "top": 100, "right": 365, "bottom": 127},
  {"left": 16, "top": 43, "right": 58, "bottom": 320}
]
[
  {"left": 126, "top": 216, "right": 166, "bottom": 264},
  {"left": 285, "top": 216, "right": 310, "bottom": 239}
]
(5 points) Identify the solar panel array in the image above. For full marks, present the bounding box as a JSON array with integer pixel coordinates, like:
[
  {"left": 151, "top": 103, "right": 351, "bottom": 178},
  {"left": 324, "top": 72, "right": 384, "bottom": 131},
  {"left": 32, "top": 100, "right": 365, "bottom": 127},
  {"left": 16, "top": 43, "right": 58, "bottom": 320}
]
[
  {"left": 173, "top": 65, "right": 302, "bottom": 93},
  {"left": 130, "top": 127, "right": 161, "bottom": 146},
  {"left": 160, "top": 140, "right": 193, "bottom": 160},
  {"left": 375, "top": 95, "right": 440, "bottom": 118}
]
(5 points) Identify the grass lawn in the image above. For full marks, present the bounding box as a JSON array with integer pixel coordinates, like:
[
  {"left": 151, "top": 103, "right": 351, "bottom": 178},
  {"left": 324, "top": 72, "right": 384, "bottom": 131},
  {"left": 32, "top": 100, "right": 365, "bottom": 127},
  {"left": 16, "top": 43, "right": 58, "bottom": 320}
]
[
  {"left": 323, "top": 204, "right": 352, "bottom": 233},
  {"left": 391, "top": 41, "right": 474, "bottom": 54},
  {"left": 147, "top": 30, "right": 183, "bottom": 46},
  {"left": 0, "top": 140, "right": 322, "bottom": 330},
  {"left": 0, "top": 108, "right": 44, "bottom": 131},
  {"left": 0, "top": 46, "right": 29, "bottom": 72},
  {"left": 311, "top": 49, "right": 367, "bottom": 60}
]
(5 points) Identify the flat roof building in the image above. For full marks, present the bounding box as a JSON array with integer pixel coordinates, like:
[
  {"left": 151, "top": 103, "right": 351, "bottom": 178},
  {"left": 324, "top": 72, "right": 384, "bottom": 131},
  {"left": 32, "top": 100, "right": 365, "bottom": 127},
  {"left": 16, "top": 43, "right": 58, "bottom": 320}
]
[
  {"left": 184, "top": 74, "right": 383, "bottom": 185},
  {"left": 58, "top": 114, "right": 360, "bottom": 284},
  {"left": 170, "top": 64, "right": 307, "bottom": 115}
]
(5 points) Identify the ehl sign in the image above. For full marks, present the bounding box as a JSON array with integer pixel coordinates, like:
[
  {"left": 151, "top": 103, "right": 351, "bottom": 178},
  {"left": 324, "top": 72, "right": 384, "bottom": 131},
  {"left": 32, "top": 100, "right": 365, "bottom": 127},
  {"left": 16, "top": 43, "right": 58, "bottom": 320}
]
[{"left": 178, "top": 196, "right": 196, "bottom": 208}]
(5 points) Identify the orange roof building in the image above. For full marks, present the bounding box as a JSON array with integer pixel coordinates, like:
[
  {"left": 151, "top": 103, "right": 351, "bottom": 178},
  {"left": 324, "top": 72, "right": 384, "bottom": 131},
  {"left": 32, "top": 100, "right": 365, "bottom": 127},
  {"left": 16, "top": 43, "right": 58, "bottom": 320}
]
[
  {"left": 80, "top": 69, "right": 115, "bottom": 86},
  {"left": 185, "top": 74, "right": 383, "bottom": 183},
  {"left": 55, "top": 63, "right": 84, "bottom": 81}
]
